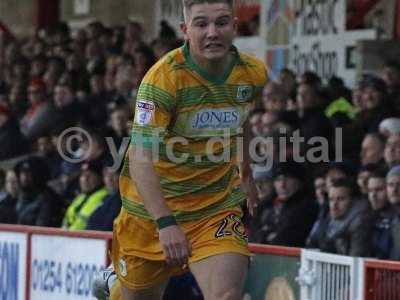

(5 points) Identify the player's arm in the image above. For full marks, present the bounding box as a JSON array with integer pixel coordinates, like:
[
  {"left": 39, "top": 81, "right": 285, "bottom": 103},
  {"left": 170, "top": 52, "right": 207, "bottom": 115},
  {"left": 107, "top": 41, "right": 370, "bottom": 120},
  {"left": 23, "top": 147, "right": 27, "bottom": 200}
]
[
  {"left": 129, "top": 145, "right": 191, "bottom": 266},
  {"left": 129, "top": 146, "right": 171, "bottom": 219},
  {"left": 129, "top": 68, "right": 191, "bottom": 266}
]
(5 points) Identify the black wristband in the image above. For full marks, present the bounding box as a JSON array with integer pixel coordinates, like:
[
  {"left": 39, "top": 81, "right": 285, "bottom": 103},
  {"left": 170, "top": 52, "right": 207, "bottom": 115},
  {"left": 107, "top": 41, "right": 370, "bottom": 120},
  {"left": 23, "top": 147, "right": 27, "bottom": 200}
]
[{"left": 156, "top": 215, "right": 177, "bottom": 230}]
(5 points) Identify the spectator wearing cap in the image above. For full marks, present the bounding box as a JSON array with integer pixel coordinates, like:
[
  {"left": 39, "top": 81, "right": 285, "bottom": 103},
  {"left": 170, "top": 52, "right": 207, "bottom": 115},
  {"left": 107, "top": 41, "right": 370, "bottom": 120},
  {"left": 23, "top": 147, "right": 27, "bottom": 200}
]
[
  {"left": 0, "top": 169, "right": 18, "bottom": 224},
  {"left": 354, "top": 75, "right": 394, "bottom": 134},
  {"left": 0, "top": 102, "right": 28, "bottom": 160},
  {"left": 62, "top": 161, "right": 108, "bottom": 230},
  {"left": 248, "top": 164, "right": 275, "bottom": 242},
  {"left": 368, "top": 170, "right": 394, "bottom": 259},
  {"left": 251, "top": 161, "right": 318, "bottom": 247},
  {"left": 307, "top": 178, "right": 372, "bottom": 257},
  {"left": 345, "top": 76, "right": 393, "bottom": 157},
  {"left": 386, "top": 165, "right": 400, "bottom": 259},
  {"left": 20, "top": 78, "right": 55, "bottom": 141},
  {"left": 15, "top": 156, "right": 64, "bottom": 227},
  {"left": 86, "top": 166, "right": 121, "bottom": 231},
  {"left": 379, "top": 118, "right": 400, "bottom": 138}
]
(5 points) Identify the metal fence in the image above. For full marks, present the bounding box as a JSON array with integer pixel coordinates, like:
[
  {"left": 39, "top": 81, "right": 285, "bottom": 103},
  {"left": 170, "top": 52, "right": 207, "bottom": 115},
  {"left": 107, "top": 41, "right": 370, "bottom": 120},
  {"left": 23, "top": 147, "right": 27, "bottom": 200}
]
[{"left": 297, "top": 250, "right": 363, "bottom": 300}]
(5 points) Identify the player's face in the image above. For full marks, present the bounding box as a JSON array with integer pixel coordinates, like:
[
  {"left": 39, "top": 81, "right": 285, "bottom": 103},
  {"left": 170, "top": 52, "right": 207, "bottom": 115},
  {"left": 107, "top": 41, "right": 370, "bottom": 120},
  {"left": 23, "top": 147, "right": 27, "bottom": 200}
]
[{"left": 181, "top": 3, "right": 237, "bottom": 63}]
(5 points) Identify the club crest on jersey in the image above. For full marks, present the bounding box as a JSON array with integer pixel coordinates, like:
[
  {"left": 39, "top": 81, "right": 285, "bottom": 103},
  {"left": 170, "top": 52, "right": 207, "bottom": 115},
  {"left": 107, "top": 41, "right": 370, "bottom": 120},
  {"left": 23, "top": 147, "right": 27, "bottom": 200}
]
[
  {"left": 119, "top": 258, "right": 128, "bottom": 277},
  {"left": 135, "top": 100, "right": 154, "bottom": 126},
  {"left": 237, "top": 85, "right": 252, "bottom": 102}
]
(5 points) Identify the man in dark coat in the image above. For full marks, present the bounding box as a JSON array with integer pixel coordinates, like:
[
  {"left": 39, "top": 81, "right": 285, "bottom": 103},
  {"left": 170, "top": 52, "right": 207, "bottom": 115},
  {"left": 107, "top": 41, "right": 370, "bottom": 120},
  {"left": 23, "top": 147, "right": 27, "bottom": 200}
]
[
  {"left": 252, "top": 161, "right": 318, "bottom": 247},
  {"left": 15, "top": 156, "right": 64, "bottom": 227},
  {"left": 307, "top": 178, "right": 372, "bottom": 257}
]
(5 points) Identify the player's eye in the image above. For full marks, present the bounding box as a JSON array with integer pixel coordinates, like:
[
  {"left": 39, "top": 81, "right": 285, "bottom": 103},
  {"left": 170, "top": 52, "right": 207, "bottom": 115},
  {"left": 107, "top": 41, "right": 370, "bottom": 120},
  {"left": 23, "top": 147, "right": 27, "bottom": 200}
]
[
  {"left": 216, "top": 17, "right": 230, "bottom": 27},
  {"left": 195, "top": 22, "right": 207, "bottom": 28},
  {"left": 216, "top": 20, "right": 228, "bottom": 27}
]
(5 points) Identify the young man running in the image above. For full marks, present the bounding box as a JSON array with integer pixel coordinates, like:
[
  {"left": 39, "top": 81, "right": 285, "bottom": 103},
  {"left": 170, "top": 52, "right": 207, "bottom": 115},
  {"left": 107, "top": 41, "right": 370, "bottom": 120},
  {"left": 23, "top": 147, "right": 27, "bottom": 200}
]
[{"left": 109, "top": 1, "right": 268, "bottom": 299}]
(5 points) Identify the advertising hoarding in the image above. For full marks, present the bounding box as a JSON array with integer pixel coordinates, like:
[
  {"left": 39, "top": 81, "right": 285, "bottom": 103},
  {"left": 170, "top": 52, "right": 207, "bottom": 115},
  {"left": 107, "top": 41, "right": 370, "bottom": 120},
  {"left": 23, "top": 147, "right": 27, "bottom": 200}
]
[
  {"left": 0, "top": 232, "right": 27, "bottom": 300},
  {"left": 30, "top": 235, "right": 107, "bottom": 300}
]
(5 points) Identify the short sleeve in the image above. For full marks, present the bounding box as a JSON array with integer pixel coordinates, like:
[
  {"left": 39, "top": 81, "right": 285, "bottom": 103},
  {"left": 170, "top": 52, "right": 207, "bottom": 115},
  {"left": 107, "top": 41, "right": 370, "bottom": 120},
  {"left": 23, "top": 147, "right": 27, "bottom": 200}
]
[{"left": 131, "top": 65, "right": 177, "bottom": 149}]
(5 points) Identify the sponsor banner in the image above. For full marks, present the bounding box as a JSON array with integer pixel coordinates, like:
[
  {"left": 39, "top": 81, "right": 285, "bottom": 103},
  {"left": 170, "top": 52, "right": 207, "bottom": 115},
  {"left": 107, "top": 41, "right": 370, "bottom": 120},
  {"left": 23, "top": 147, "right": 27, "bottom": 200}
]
[
  {"left": 0, "top": 232, "right": 27, "bottom": 300},
  {"left": 289, "top": 0, "right": 376, "bottom": 87},
  {"left": 30, "top": 235, "right": 107, "bottom": 300}
]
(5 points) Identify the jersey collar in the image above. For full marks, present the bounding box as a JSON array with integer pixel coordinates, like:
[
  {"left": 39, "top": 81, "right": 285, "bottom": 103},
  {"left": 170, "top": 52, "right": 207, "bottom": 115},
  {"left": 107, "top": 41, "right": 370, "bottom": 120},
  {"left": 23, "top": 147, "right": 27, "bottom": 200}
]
[{"left": 182, "top": 42, "right": 240, "bottom": 85}]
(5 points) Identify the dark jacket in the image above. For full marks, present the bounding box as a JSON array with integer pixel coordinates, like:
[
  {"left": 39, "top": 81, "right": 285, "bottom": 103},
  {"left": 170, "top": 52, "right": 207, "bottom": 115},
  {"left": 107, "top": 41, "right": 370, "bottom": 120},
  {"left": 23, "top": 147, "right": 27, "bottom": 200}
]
[
  {"left": 0, "top": 192, "right": 17, "bottom": 224},
  {"left": 0, "top": 118, "right": 28, "bottom": 161},
  {"left": 16, "top": 186, "right": 64, "bottom": 227},
  {"left": 86, "top": 191, "right": 121, "bottom": 231},
  {"left": 371, "top": 205, "right": 394, "bottom": 259},
  {"left": 307, "top": 200, "right": 372, "bottom": 257},
  {"left": 390, "top": 206, "right": 400, "bottom": 260},
  {"left": 251, "top": 189, "right": 318, "bottom": 247}
]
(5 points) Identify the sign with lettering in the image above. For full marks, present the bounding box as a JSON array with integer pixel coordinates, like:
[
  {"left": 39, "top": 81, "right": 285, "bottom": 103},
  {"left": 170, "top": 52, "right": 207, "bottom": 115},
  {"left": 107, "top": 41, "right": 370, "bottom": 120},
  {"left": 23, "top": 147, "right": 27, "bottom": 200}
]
[
  {"left": 0, "top": 232, "right": 27, "bottom": 300},
  {"left": 30, "top": 235, "right": 107, "bottom": 300},
  {"left": 289, "top": 0, "right": 376, "bottom": 86}
]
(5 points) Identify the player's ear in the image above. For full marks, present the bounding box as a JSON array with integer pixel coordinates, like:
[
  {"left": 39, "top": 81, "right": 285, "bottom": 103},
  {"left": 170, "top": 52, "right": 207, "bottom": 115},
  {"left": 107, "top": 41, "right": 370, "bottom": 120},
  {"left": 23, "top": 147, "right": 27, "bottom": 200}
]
[{"left": 180, "top": 22, "right": 189, "bottom": 40}]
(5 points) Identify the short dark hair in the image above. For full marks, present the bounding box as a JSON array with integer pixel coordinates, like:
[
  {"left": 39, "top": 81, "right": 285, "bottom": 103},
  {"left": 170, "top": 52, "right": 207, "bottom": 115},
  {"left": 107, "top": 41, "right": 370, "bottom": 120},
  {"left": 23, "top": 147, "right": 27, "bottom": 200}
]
[
  {"left": 330, "top": 178, "right": 354, "bottom": 196},
  {"left": 368, "top": 168, "right": 388, "bottom": 181}
]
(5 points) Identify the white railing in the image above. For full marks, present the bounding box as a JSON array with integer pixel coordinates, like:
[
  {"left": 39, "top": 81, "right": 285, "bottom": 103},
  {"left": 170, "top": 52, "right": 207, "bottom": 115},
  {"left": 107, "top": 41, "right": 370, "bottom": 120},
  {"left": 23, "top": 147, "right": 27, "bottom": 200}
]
[{"left": 297, "top": 249, "right": 364, "bottom": 300}]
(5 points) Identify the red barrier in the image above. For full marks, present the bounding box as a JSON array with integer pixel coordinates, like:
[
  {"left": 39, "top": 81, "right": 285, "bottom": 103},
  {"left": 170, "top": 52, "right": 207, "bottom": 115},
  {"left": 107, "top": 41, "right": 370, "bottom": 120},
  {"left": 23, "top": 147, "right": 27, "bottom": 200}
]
[
  {"left": 249, "top": 243, "right": 301, "bottom": 257},
  {"left": 364, "top": 259, "right": 400, "bottom": 300}
]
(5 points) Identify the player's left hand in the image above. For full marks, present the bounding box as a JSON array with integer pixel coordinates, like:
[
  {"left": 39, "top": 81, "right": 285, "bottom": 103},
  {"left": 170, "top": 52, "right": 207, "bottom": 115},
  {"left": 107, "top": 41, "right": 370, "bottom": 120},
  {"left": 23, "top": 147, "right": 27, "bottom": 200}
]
[{"left": 241, "top": 173, "right": 259, "bottom": 216}]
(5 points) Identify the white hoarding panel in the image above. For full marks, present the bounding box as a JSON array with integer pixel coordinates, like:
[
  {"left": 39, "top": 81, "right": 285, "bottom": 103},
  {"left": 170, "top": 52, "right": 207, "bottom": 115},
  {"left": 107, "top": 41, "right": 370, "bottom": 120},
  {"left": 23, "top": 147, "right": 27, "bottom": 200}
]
[
  {"left": 0, "top": 232, "right": 27, "bottom": 300},
  {"left": 30, "top": 235, "right": 107, "bottom": 300}
]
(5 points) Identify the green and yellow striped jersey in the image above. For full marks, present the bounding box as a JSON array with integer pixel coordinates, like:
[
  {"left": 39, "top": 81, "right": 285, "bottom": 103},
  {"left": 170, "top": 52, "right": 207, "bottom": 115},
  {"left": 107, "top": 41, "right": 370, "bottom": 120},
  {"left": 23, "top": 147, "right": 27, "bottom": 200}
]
[{"left": 120, "top": 43, "right": 268, "bottom": 222}]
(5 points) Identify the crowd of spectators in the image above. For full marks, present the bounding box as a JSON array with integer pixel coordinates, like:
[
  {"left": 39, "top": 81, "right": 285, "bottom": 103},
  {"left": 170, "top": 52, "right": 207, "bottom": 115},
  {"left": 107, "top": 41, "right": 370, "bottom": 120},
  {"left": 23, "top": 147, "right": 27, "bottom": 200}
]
[
  {"left": 0, "top": 19, "right": 182, "bottom": 231},
  {"left": 248, "top": 62, "right": 400, "bottom": 261},
  {"left": 1, "top": 18, "right": 400, "bottom": 266}
]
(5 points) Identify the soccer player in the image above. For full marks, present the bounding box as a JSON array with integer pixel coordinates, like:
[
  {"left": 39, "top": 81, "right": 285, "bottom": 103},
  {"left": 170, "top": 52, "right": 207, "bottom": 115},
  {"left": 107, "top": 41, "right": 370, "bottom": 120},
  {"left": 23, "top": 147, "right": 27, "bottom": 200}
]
[{"left": 111, "top": 1, "right": 267, "bottom": 299}]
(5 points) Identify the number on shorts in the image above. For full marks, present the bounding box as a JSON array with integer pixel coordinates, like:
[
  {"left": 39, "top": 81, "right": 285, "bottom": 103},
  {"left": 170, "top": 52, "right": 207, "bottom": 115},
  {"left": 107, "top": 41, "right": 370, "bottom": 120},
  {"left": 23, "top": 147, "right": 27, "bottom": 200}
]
[{"left": 214, "top": 214, "right": 247, "bottom": 241}]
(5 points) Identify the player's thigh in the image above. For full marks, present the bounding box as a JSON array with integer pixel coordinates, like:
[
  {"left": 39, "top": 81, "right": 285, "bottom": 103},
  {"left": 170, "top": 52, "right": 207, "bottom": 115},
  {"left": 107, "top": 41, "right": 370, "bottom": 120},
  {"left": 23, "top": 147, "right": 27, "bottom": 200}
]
[
  {"left": 189, "top": 253, "right": 248, "bottom": 300},
  {"left": 120, "top": 280, "right": 167, "bottom": 300}
]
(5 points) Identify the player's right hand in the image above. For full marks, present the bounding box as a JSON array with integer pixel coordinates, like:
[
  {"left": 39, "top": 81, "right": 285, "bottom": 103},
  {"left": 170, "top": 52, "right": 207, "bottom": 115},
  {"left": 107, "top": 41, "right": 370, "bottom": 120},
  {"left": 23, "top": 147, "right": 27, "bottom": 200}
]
[{"left": 158, "top": 225, "right": 192, "bottom": 266}]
